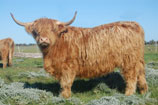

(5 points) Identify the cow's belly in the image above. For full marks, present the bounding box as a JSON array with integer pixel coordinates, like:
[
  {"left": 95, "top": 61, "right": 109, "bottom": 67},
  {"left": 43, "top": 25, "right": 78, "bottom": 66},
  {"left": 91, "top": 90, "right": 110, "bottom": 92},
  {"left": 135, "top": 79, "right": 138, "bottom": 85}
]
[{"left": 77, "top": 63, "right": 116, "bottom": 78}]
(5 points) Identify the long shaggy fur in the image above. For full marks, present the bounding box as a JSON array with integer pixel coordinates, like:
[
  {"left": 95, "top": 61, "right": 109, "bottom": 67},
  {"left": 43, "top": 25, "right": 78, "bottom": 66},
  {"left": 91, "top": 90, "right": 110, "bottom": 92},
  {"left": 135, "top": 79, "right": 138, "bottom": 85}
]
[
  {"left": 20, "top": 17, "right": 148, "bottom": 98},
  {"left": 0, "top": 38, "right": 14, "bottom": 68}
]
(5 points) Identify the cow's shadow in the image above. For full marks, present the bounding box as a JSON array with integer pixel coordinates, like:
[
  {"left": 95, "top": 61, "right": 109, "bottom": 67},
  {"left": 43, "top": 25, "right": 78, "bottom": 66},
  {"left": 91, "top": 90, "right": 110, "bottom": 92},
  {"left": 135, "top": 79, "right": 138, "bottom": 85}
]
[
  {"left": 0, "top": 63, "right": 3, "bottom": 68},
  {"left": 24, "top": 72, "right": 126, "bottom": 96}
]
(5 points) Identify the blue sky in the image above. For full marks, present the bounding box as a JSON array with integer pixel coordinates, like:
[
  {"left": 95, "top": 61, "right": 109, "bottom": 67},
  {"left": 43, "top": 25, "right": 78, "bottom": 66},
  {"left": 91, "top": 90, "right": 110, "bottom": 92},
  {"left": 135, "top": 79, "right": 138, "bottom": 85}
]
[{"left": 0, "top": 0, "right": 158, "bottom": 44}]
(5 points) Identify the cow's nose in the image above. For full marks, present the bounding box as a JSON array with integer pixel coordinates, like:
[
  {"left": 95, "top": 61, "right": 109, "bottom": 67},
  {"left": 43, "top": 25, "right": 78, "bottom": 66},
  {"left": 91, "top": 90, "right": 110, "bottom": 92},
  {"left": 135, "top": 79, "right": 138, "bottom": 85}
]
[{"left": 39, "top": 37, "right": 49, "bottom": 43}]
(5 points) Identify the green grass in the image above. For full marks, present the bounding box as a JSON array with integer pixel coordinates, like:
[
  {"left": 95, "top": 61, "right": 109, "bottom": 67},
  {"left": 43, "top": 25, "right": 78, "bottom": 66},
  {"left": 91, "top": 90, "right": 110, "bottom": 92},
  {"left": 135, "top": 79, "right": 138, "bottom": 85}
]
[
  {"left": 145, "top": 44, "right": 158, "bottom": 69},
  {"left": 145, "top": 53, "right": 158, "bottom": 63},
  {"left": 0, "top": 58, "right": 53, "bottom": 83},
  {"left": 0, "top": 45, "right": 157, "bottom": 105}
]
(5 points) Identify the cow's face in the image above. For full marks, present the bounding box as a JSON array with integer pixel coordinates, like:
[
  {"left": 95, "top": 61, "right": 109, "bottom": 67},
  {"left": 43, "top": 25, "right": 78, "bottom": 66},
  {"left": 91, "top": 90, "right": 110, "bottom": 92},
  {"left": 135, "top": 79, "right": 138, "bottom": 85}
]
[
  {"left": 10, "top": 12, "right": 77, "bottom": 49},
  {"left": 27, "top": 19, "right": 58, "bottom": 49}
]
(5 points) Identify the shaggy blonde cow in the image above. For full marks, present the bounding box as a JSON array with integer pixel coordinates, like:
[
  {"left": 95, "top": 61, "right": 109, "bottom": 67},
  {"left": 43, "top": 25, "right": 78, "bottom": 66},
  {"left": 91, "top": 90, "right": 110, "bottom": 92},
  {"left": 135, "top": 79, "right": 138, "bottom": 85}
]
[
  {"left": 11, "top": 12, "right": 148, "bottom": 98},
  {"left": 0, "top": 38, "right": 14, "bottom": 68}
]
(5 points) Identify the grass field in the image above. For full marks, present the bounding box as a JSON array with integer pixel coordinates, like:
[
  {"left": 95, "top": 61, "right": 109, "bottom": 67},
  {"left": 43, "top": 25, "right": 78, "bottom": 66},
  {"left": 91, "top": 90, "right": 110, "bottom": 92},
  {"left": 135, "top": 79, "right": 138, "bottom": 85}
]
[{"left": 0, "top": 45, "right": 158, "bottom": 105}]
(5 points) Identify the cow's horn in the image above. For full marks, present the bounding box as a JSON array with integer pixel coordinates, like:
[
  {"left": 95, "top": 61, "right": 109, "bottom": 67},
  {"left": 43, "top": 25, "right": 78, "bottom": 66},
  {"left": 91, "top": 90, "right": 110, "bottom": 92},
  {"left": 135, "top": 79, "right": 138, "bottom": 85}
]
[
  {"left": 63, "top": 11, "right": 77, "bottom": 26},
  {"left": 10, "top": 13, "right": 32, "bottom": 26}
]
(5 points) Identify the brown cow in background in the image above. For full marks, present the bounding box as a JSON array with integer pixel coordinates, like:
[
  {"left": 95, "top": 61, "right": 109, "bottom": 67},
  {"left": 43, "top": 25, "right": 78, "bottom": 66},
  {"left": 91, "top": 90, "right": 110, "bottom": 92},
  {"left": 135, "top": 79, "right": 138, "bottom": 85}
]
[
  {"left": 11, "top": 12, "right": 148, "bottom": 98},
  {"left": 0, "top": 38, "right": 14, "bottom": 68}
]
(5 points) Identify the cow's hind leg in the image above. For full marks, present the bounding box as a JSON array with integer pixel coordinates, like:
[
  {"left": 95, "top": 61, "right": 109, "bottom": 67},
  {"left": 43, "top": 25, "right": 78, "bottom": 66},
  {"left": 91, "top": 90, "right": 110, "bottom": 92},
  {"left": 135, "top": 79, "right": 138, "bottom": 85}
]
[
  {"left": 122, "top": 66, "right": 138, "bottom": 96},
  {"left": 8, "top": 55, "right": 12, "bottom": 66},
  {"left": 137, "top": 61, "right": 148, "bottom": 94},
  {"left": 59, "top": 64, "right": 76, "bottom": 98},
  {"left": 8, "top": 47, "right": 14, "bottom": 66},
  {"left": 8, "top": 54, "right": 12, "bottom": 66}
]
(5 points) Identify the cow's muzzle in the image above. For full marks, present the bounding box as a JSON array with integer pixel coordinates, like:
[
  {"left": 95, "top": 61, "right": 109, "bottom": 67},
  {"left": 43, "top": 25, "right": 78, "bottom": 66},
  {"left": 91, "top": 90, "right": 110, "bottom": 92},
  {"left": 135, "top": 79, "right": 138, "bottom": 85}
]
[{"left": 39, "top": 37, "right": 50, "bottom": 47}]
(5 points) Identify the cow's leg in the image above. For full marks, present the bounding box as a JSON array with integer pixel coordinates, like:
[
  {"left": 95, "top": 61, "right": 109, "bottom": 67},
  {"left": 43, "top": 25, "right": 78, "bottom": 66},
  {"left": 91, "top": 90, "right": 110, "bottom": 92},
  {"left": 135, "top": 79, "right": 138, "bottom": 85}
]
[
  {"left": 8, "top": 52, "right": 13, "bottom": 66},
  {"left": 8, "top": 55, "right": 12, "bottom": 66},
  {"left": 122, "top": 66, "right": 138, "bottom": 96},
  {"left": 60, "top": 71, "right": 76, "bottom": 98},
  {"left": 59, "top": 64, "right": 76, "bottom": 98},
  {"left": 2, "top": 58, "right": 7, "bottom": 69},
  {"left": 137, "top": 61, "right": 148, "bottom": 94}
]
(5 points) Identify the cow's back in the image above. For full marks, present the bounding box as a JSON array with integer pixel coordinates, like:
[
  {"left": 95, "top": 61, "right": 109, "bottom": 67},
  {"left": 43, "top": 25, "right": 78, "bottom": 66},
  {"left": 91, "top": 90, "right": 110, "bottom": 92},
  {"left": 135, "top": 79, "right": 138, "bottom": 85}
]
[{"left": 82, "top": 21, "right": 144, "bottom": 66}]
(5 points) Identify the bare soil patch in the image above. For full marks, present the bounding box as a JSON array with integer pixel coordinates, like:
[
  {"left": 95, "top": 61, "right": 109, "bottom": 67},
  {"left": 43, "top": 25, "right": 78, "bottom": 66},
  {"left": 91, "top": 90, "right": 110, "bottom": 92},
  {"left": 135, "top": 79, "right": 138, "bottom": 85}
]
[{"left": 14, "top": 52, "right": 42, "bottom": 58}]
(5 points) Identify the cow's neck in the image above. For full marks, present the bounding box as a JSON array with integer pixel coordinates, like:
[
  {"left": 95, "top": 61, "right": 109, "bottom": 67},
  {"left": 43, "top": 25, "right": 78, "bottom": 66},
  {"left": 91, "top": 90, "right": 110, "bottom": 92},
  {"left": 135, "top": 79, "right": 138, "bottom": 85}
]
[
  {"left": 41, "top": 45, "right": 53, "bottom": 59},
  {"left": 40, "top": 46, "right": 49, "bottom": 57}
]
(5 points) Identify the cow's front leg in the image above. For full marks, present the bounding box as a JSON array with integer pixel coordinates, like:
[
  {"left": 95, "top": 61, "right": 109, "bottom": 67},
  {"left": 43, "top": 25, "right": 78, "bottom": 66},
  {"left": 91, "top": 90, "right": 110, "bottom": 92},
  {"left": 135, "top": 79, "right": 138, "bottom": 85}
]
[
  {"left": 60, "top": 63, "right": 76, "bottom": 98},
  {"left": 2, "top": 56, "right": 7, "bottom": 69}
]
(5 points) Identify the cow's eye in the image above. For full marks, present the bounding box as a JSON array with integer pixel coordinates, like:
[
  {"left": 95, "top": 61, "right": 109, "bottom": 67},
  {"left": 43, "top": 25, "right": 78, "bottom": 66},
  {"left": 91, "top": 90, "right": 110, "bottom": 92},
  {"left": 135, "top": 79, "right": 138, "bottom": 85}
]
[{"left": 32, "top": 30, "right": 38, "bottom": 36}]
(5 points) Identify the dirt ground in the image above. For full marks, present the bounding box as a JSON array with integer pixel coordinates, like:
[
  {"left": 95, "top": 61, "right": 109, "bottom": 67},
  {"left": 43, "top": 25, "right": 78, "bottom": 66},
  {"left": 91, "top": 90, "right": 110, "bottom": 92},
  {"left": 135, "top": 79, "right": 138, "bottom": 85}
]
[{"left": 14, "top": 52, "right": 42, "bottom": 58}]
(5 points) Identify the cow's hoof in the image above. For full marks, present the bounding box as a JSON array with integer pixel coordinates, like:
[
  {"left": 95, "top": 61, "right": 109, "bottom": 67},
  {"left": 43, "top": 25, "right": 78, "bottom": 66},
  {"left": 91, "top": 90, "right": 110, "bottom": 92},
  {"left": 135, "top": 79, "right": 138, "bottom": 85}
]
[{"left": 61, "top": 90, "right": 71, "bottom": 99}]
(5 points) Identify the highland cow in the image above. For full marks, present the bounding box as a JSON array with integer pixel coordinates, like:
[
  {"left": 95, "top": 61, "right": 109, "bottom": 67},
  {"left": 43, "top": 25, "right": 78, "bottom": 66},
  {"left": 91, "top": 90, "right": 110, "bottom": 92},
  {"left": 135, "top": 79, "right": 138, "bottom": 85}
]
[
  {"left": 11, "top": 12, "right": 148, "bottom": 98},
  {"left": 0, "top": 38, "right": 14, "bottom": 68}
]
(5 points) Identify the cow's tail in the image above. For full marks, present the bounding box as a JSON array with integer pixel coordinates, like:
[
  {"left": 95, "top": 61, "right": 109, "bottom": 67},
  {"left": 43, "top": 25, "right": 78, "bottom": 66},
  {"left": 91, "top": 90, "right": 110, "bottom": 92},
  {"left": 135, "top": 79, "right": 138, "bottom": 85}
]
[{"left": 8, "top": 39, "right": 14, "bottom": 66}]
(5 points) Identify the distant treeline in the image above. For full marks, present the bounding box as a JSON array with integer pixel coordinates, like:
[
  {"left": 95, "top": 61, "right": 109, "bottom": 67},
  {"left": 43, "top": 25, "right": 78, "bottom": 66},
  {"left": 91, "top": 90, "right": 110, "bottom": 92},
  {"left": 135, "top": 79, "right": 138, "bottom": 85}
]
[
  {"left": 15, "top": 40, "right": 158, "bottom": 46},
  {"left": 145, "top": 40, "right": 158, "bottom": 45},
  {"left": 15, "top": 43, "right": 37, "bottom": 46}
]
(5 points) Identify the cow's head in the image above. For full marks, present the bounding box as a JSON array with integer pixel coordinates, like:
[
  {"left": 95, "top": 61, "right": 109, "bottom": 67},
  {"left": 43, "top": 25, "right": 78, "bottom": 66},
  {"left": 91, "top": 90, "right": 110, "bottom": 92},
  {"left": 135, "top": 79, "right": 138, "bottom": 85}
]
[{"left": 11, "top": 12, "right": 77, "bottom": 49}]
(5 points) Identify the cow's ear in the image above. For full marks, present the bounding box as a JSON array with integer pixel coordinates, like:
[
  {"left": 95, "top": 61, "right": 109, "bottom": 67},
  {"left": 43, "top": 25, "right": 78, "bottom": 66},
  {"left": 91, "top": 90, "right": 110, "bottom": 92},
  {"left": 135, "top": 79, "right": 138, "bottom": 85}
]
[
  {"left": 57, "top": 24, "right": 68, "bottom": 37},
  {"left": 25, "top": 24, "right": 33, "bottom": 34}
]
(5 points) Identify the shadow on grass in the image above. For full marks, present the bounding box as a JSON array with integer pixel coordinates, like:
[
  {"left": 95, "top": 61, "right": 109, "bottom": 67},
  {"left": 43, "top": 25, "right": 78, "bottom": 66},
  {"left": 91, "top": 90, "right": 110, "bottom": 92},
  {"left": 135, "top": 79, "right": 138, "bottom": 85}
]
[
  {"left": 72, "top": 72, "right": 125, "bottom": 93},
  {"left": 24, "top": 72, "right": 125, "bottom": 96},
  {"left": 0, "top": 63, "right": 10, "bottom": 68},
  {"left": 24, "top": 82, "right": 60, "bottom": 96},
  {"left": 0, "top": 63, "right": 3, "bottom": 68}
]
